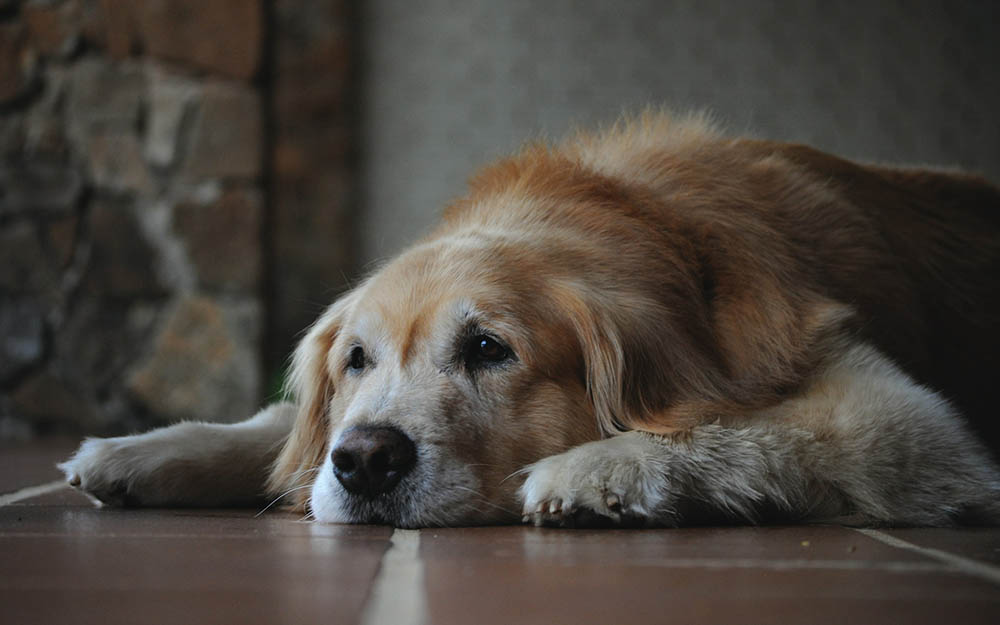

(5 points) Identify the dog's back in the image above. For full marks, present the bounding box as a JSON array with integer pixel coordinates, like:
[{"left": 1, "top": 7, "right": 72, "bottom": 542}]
[{"left": 751, "top": 141, "right": 1000, "bottom": 449}]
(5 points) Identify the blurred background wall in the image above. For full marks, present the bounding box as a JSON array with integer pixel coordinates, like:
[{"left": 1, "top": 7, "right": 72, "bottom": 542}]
[
  {"left": 361, "top": 0, "right": 1000, "bottom": 260},
  {"left": 0, "top": 0, "right": 997, "bottom": 439}
]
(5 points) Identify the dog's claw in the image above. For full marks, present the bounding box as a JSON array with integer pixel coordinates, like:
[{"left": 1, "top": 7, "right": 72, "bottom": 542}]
[
  {"left": 606, "top": 493, "right": 622, "bottom": 512},
  {"left": 548, "top": 498, "right": 562, "bottom": 515},
  {"left": 68, "top": 473, "right": 81, "bottom": 487}
]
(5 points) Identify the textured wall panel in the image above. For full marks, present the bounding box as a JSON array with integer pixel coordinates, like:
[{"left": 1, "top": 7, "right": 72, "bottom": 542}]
[{"left": 361, "top": 0, "right": 999, "bottom": 262}]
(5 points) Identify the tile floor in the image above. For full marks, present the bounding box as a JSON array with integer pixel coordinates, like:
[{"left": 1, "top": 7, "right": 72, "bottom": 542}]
[{"left": 2, "top": 440, "right": 999, "bottom": 624}]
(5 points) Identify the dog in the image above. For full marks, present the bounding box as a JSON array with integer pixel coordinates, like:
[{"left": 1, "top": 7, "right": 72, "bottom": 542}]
[{"left": 60, "top": 112, "right": 1000, "bottom": 528}]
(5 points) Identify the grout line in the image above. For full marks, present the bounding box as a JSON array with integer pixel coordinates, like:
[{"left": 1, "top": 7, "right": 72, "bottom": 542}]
[
  {"left": 854, "top": 528, "right": 1000, "bottom": 586},
  {"left": 360, "top": 529, "right": 428, "bottom": 625},
  {"left": 0, "top": 480, "right": 68, "bottom": 506}
]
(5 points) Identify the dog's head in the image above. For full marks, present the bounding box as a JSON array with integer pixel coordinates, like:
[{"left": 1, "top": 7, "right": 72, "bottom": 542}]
[{"left": 270, "top": 226, "right": 614, "bottom": 526}]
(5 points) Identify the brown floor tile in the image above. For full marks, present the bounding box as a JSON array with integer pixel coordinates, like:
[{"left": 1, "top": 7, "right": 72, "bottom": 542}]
[
  {"left": 883, "top": 527, "right": 1000, "bottom": 565},
  {"left": 0, "top": 505, "right": 372, "bottom": 539},
  {"left": 423, "top": 558, "right": 1000, "bottom": 625},
  {"left": 0, "top": 506, "right": 392, "bottom": 625},
  {"left": 418, "top": 525, "right": 929, "bottom": 564},
  {"left": 418, "top": 526, "right": 1000, "bottom": 625}
]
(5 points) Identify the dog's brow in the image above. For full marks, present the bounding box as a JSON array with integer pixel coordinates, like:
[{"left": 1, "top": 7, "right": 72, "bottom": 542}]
[{"left": 397, "top": 306, "right": 435, "bottom": 367}]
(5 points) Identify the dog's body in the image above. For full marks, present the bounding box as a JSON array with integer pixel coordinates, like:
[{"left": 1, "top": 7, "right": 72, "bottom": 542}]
[{"left": 61, "top": 114, "right": 1000, "bottom": 528}]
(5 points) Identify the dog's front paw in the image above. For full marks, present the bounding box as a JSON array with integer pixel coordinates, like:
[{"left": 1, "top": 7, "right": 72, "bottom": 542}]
[
  {"left": 519, "top": 432, "right": 673, "bottom": 528},
  {"left": 58, "top": 436, "right": 159, "bottom": 507}
]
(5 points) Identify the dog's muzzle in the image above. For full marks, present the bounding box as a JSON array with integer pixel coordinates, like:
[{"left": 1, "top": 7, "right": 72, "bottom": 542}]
[{"left": 330, "top": 426, "right": 417, "bottom": 499}]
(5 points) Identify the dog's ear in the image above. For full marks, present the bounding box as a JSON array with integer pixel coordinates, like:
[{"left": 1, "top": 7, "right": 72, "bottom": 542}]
[
  {"left": 267, "top": 289, "right": 361, "bottom": 508},
  {"left": 557, "top": 274, "right": 853, "bottom": 436},
  {"left": 552, "top": 284, "right": 629, "bottom": 436},
  {"left": 553, "top": 280, "right": 728, "bottom": 437}
]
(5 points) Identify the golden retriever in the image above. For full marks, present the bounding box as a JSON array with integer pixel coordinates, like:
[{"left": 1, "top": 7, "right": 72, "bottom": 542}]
[{"left": 61, "top": 112, "right": 1000, "bottom": 528}]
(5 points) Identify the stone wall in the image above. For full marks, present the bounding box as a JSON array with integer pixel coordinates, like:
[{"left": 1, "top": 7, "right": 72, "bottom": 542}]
[{"left": 0, "top": 1, "right": 270, "bottom": 438}]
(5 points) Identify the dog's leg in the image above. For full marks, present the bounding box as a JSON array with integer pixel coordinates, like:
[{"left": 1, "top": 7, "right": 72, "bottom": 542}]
[
  {"left": 521, "top": 342, "right": 1000, "bottom": 528},
  {"left": 58, "top": 402, "right": 296, "bottom": 508}
]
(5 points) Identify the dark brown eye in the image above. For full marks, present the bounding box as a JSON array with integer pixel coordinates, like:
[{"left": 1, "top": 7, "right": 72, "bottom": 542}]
[
  {"left": 464, "top": 335, "right": 510, "bottom": 369},
  {"left": 348, "top": 346, "right": 366, "bottom": 371}
]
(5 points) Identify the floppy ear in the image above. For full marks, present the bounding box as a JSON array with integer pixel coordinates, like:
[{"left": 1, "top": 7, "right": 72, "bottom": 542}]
[
  {"left": 552, "top": 284, "right": 630, "bottom": 436},
  {"left": 557, "top": 275, "right": 853, "bottom": 437},
  {"left": 267, "top": 289, "right": 361, "bottom": 509},
  {"left": 553, "top": 279, "right": 728, "bottom": 437}
]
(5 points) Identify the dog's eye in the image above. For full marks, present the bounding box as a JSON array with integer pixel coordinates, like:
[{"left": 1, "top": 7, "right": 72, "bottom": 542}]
[
  {"left": 348, "top": 346, "right": 366, "bottom": 371},
  {"left": 464, "top": 335, "right": 510, "bottom": 368}
]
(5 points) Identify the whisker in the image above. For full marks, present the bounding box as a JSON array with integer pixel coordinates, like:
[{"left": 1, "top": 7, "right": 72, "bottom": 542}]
[
  {"left": 255, "top": 484, "right": 313, "bottom": 518},
  {"left": 302, "top": 497, "right": 316, "bottom": 522},
  {"left": 499, "top": 466, "right": 532, "bottom": 486}
]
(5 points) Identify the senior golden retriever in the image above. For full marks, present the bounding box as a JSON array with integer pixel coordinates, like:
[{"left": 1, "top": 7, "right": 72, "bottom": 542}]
[{"left": 61, "top": 113, "right": 1000, "bottom": 528}]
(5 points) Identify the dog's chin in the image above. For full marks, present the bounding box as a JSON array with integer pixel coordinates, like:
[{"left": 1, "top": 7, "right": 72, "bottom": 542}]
[{"left": 308, "top": 457, "right": 510, "bottom": 528}]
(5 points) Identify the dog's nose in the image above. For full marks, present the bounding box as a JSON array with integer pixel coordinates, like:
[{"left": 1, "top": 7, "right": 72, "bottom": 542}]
[{"left": 331, "top": 426, "right": 417, "bottom": 498}]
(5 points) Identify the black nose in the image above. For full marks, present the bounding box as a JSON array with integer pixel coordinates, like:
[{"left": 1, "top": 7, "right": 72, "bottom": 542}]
[{"left": 331, "top": 426, "right": 417, "bottom": 498}]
